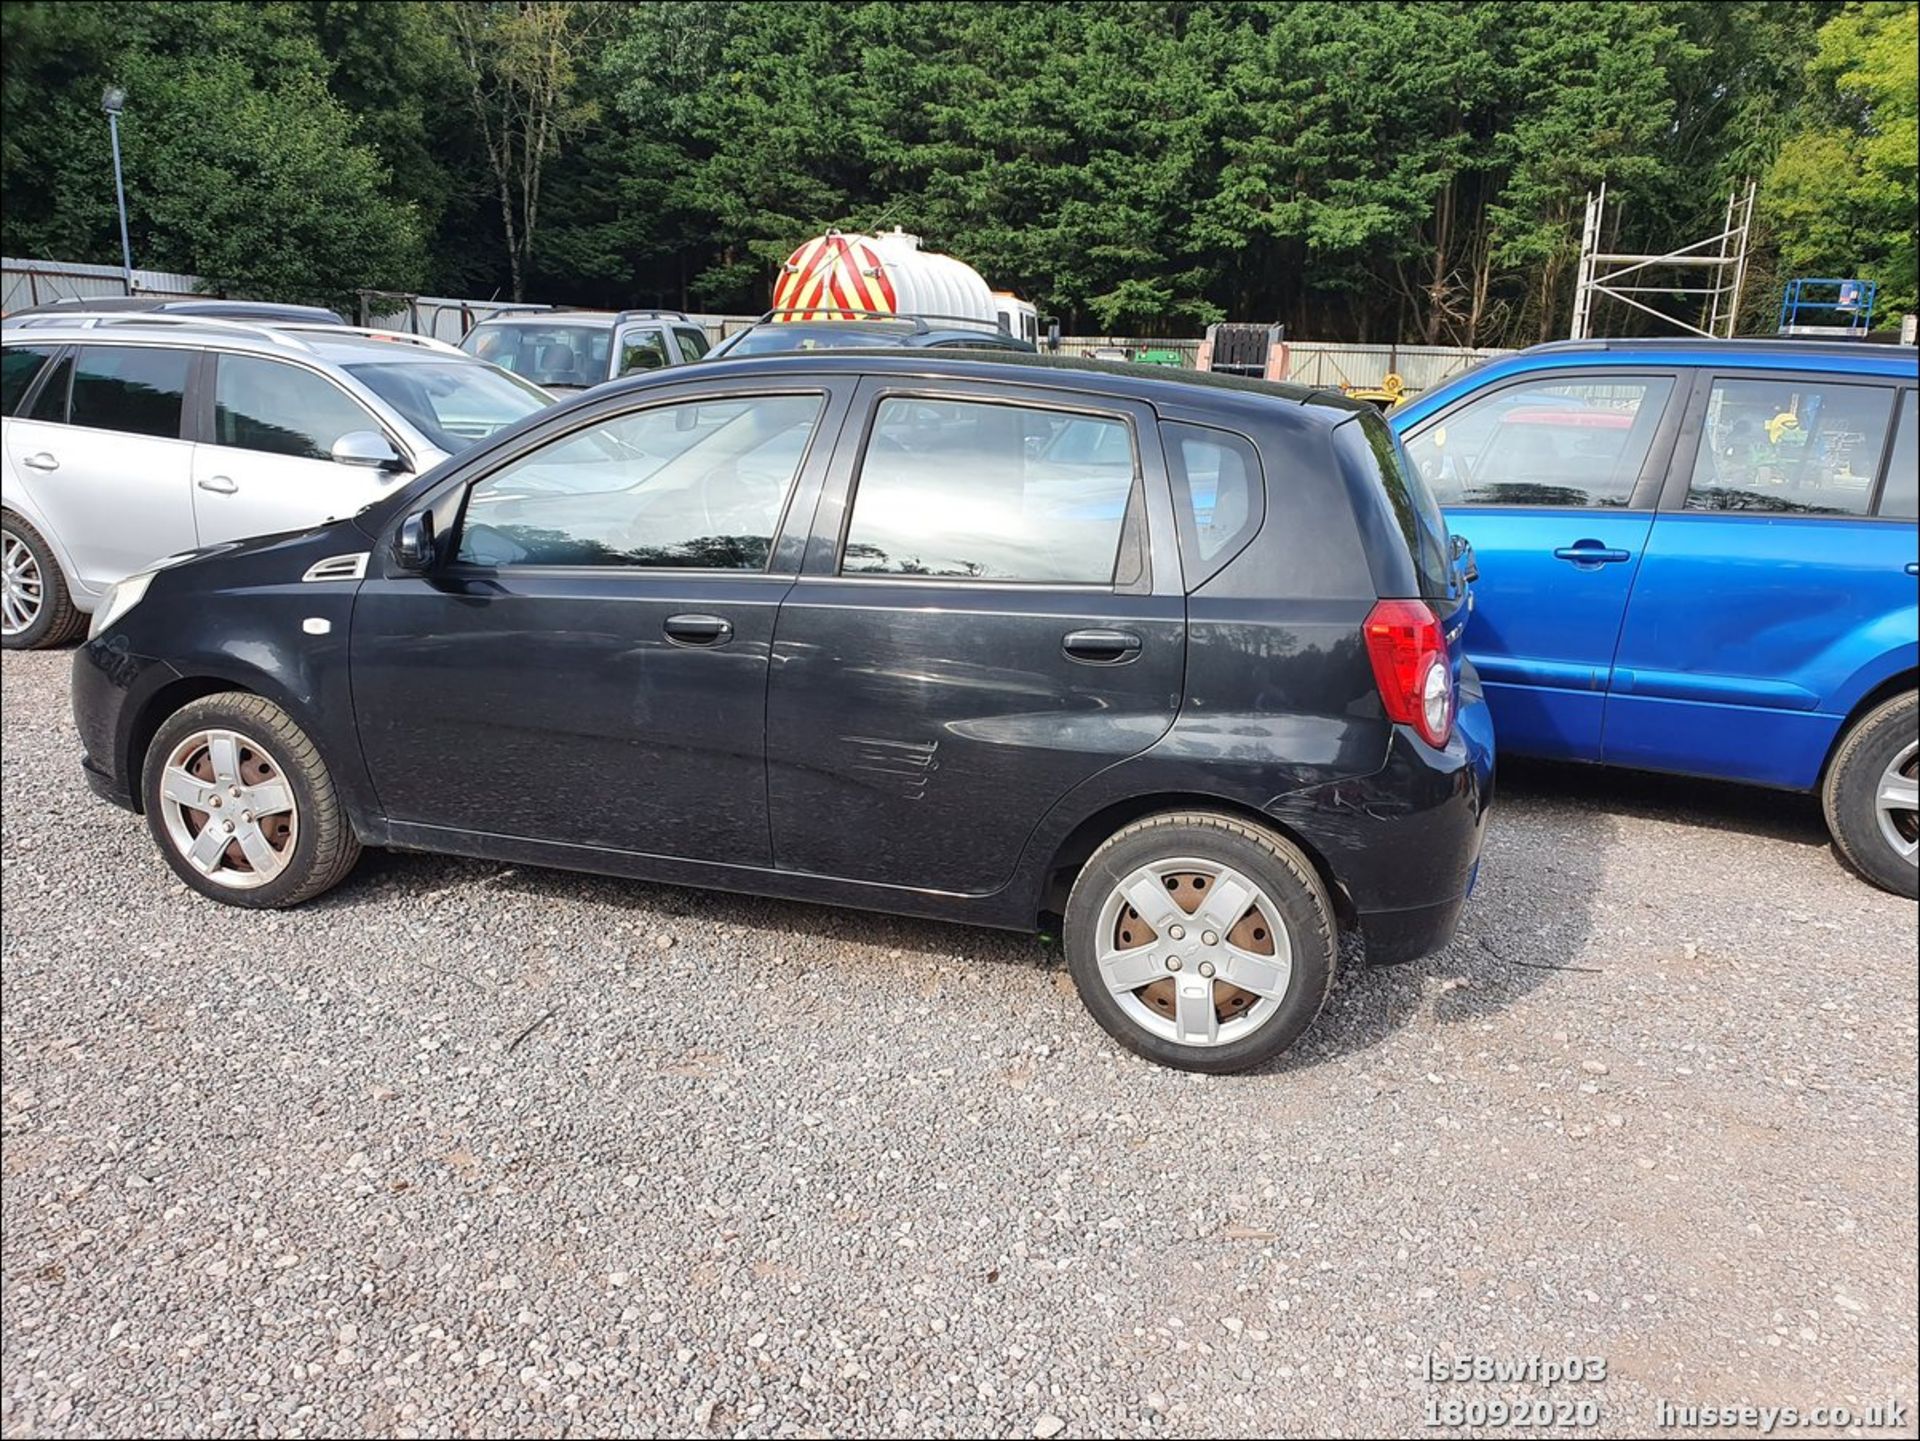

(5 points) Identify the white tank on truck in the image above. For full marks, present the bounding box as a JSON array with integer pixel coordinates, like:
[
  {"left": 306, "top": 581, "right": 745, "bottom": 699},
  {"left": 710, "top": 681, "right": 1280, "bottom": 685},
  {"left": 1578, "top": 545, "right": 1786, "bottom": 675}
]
[{"left": 773, "top": 228, "right": 1033, "bottom": 335}]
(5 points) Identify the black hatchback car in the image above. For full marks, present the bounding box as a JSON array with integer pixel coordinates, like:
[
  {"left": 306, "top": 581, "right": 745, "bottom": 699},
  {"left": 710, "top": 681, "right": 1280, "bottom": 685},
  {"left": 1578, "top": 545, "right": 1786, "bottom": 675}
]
[{"left": 73, "top": 353, "right": 1494, "bottom": 1072}]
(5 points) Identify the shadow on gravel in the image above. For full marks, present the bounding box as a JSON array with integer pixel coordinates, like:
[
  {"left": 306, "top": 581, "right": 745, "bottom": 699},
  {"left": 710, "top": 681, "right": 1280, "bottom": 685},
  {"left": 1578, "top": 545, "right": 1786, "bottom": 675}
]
[
  {"left": 346, "top": 791, "right": 1615, "bottom": 1080},
  {"left": 1498, "top": 756, "right": 1831, "bottom": 850},
  {"left": 350, "top": 846, "right": 1059, "bottom": 974}
]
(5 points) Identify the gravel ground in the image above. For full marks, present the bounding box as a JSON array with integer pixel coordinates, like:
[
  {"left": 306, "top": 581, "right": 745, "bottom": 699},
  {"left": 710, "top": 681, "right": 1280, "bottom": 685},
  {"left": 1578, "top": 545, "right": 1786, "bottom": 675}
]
[{"left": 2, "top": 644, "right": 1915, "bottom": 1440}]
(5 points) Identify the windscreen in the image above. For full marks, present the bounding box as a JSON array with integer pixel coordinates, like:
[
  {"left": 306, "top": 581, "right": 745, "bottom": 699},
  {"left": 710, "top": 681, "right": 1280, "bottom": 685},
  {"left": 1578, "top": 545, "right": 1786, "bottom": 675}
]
[
  {"left": 460, "top": 322, "right": 611, "bottom": 387},
  {"left": 345, "top": 360, "right": 551, "bottom": 453}
]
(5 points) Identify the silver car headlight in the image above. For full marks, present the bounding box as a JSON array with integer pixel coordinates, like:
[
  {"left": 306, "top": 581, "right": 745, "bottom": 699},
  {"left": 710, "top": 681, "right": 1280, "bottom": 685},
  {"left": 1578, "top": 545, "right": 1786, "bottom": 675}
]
[
  {"left": 88, "top": 551, "right": 197, "bottom": 639},
  {"left": 89, "top": 570, "right": 156, "bottom": 638}
]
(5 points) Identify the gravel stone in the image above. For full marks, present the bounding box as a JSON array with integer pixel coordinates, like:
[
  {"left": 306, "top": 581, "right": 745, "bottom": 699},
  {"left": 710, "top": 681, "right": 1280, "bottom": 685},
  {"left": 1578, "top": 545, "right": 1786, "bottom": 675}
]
[{"left": 2, "top": 647, "right": 1915, "bottom": 1437}]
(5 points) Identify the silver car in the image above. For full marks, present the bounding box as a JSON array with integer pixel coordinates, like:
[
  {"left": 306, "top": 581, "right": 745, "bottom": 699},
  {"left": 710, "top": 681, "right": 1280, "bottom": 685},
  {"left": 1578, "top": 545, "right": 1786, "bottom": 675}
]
[{"left": 1, "top": 314, "right": 553, "bottom": 647}]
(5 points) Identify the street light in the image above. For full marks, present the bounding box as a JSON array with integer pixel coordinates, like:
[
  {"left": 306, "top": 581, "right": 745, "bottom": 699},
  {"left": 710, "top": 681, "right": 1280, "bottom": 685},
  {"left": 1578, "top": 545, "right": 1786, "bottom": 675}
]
[{"left": 101, "top": 85, "right": 134, "bottom": 295}]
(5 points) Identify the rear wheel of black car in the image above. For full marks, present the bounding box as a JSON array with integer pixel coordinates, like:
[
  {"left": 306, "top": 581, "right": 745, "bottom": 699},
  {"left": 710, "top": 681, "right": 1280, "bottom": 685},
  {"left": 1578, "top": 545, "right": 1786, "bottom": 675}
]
[
  {"left": 1823, "top": 690, "right": 1919, "bottom": 898},
  {"left": 1064, "top": 811, "right": 1337, "bottom": 1074},
  {"left": 142, "top": 692, "right": 362, "bottom": 908},
  {"left": 1, "top": 512, "right": 86, "bottom": 650}
]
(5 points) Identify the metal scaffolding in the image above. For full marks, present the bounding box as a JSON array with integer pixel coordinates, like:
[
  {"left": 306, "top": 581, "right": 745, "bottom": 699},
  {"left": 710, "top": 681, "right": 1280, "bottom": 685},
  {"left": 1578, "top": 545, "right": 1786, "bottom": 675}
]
[{"left": 1569, "top": 180, "right": 1756, "bottom": 340}]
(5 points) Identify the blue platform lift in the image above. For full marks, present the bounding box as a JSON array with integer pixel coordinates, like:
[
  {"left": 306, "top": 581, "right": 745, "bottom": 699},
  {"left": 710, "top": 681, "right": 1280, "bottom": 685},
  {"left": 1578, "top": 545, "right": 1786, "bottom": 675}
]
[{"left": 1778, "top": 278, "right": 1878, "bottom": 337}]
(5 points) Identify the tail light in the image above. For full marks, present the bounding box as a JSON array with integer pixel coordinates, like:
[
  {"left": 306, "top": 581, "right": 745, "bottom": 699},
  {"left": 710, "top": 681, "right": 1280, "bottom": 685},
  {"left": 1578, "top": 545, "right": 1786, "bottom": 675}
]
[{"left": 1363, "top": 599, "right": 1454, "bottom": 747}]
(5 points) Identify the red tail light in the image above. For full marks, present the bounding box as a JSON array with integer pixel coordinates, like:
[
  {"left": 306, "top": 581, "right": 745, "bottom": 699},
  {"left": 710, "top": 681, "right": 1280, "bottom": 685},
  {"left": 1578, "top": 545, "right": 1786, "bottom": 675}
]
[{"left": 1363, "top": 599, "right": 1454, "bottom": 748}]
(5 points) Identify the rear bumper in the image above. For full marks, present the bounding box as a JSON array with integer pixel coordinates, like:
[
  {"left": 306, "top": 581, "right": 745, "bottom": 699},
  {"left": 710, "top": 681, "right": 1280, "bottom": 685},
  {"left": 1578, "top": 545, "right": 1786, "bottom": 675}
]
[
  {"left": 1359, "top": 892, "right": 1473, "bottom": 965},
  {"left": 1270, "top": 664, "right": 1496, "bottom": 966}
]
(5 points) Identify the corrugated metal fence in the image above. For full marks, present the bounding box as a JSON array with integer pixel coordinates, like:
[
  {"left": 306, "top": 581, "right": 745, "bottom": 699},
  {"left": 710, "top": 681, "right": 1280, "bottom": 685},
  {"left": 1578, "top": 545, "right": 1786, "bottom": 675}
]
[
  {"left": 1055, "top": 336, "right": 1510, "bottom": 391},
  {"left": 4, "top": 256, "right": 1509, "bottom": 391},
  {"left": 2, "top": 255, "right": 203, "bottom": 309}
]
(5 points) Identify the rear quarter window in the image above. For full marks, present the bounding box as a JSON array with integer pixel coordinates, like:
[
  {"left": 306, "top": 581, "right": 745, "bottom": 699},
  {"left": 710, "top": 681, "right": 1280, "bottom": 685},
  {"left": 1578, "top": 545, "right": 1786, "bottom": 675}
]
[
  {"left": 2, "top": 345, "right": 57, "bottom": 415},
  {"left": 1334, "top": 410, "right": 1454, "bottom": 601}
]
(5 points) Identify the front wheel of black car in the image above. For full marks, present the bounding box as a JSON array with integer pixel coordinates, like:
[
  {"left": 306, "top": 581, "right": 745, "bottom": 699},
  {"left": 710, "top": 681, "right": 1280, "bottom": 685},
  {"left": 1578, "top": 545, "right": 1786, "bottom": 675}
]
[
  {"left": 142, "top": 692, "right": 362, "bottom": 908},
  {"left": 1823, "top": 691, "right": 1919, "bottom": 898},
  {"left": 1064, "top": 811, "right": 1337, "bottom": 1074}
]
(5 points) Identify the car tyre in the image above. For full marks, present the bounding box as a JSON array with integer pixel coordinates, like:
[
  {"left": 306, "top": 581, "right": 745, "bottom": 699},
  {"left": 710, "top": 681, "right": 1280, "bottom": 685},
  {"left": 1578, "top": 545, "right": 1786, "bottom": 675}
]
[
  {"left": 1822, "top": 690, "right": 1918, "bottom": 898},
  {"left": 142, "top": 692, "right": 362, "bottom": 908},
  {"left": 1064, "top": 811, "right": 1337, "bottom": 1074},
  {"left": 2, "top": 512, "right": 86, "bottom": 650}
]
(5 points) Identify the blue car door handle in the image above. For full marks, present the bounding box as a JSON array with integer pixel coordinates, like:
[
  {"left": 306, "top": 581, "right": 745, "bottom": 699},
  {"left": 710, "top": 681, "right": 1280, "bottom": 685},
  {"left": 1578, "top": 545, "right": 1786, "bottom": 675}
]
[{"left": 1554, "top": 542, "right": 1633, "bottom": 566}]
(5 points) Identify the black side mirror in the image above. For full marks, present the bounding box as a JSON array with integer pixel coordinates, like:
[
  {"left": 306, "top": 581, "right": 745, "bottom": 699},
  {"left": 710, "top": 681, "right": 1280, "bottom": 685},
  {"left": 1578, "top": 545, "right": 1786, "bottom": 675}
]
[{"left": 393, "top": 510, "right": 437, "bottom": 572}]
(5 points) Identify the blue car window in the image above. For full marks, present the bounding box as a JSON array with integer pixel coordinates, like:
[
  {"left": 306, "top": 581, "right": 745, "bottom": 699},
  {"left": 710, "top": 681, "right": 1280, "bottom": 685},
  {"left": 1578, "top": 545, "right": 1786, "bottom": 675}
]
[
  {"left": 1875, "top": 392, "right": 1915, "bottom": 520},
  {"left": 1688, "top": 378, "right": 1892, "bottom": 517},
  {"left": 1405, "top": 377, "right": 1671, "bottom": 508}
]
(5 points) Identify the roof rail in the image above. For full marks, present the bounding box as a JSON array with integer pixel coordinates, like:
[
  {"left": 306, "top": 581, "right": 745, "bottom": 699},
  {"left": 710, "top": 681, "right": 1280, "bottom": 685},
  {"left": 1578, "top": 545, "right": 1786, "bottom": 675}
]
[
  {"left": 614, "top": 308, "right": 690, "bottom": 324},
  {"left": 274, "top": 323, "right": 467, "bottom": 355},
  {"left": 0, "top": 311, "right": 315, "bottom": 351}
]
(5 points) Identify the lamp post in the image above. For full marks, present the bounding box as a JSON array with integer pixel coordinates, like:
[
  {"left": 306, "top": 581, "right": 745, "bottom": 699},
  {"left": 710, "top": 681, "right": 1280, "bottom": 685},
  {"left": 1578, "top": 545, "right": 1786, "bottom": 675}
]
[{"left": 101, "top": 85, "right": 134, "bottom": 295}]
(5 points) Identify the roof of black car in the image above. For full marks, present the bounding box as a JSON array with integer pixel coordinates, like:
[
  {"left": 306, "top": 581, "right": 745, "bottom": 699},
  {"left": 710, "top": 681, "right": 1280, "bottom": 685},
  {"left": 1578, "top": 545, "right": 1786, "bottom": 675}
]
[{"left": 617, "top": 348, "right": 1370, "bottom": 417}]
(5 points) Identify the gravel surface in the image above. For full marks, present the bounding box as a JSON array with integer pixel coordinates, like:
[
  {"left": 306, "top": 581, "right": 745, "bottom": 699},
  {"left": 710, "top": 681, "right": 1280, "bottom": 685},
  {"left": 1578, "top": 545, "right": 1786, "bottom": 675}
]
[{"left": 2, "top": 645, "right": 1915, "bottom": 1439}]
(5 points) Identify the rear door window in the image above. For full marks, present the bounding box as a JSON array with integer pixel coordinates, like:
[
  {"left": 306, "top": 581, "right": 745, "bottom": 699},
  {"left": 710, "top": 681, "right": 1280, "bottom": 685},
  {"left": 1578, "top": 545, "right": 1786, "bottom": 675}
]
[
  {"left": 1687, "top": 376, "right": 1892, "bottom": 517},
  {"left": 68, "top": 345, "right": 193, "bottom": 440},
  {"left": 672, "top": 326, "right": 711, "bottom": 361},
  {"left": 1406, "top": 375, "right": 1674, "bottom": 507},
  {"left": 23, "top": 354, "right": 72, "bottom": 423},
  {"left": 1, "top": 345, "right": 57, "bottom": 415},
  {"left": 842, "top": 397, "right": 1136, "bottom": 583},
  {"left": 618, "top": 329, "right": 672, "bottom": 376}
]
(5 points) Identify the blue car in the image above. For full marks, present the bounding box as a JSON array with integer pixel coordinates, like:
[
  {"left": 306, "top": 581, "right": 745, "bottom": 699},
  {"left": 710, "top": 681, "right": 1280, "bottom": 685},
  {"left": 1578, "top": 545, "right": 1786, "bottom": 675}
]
[{"left": 1391, "top": 338, "right": 1917, "bottom": 896}]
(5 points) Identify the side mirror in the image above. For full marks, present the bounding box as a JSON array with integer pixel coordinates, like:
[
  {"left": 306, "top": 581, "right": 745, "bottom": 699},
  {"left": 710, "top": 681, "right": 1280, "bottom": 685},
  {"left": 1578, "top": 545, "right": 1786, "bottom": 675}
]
[
  {"left": 332, "top": 430, "right": 406, "bottom": 472},
  {"left": 392, "top": 510, "right": 437, "bottom": 572},
  {"left": 1451, "top": 532, "right": 1479, "bottom": 584},
  {"left": 1046, "top": 318, "right": 1061, "bottom": 353}
]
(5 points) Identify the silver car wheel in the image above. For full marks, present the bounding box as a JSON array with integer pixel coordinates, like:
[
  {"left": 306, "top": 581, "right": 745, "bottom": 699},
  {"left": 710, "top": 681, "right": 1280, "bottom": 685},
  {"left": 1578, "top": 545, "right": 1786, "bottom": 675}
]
[
  {"left": 1093, "top": 857, "right": 1294, "bottom": 1048},
  {"left": 1, "top": 530, "right": 44, "bottom": 636},
  {"left": 1875, "top": 741, "right": 1919, "bottom": 867},
  {"left": 155, "top": 729, "right": 300, "bottom": 890}
]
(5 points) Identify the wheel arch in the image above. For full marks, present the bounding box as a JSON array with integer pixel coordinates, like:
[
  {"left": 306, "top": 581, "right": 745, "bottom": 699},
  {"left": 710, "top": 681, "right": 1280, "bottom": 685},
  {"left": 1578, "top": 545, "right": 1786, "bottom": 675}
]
[
  {"left": 1821, "top": 667, "right": 1919, "bottom": 788},
  {"left": 1032, "top": 791, "right": 1357, "bottom": 932},
  {"left": 1, "top": 502, "right": 91, "bottom": 611},
  {"left": 122, "top": 673, "right": 275, "bottom": 813}
]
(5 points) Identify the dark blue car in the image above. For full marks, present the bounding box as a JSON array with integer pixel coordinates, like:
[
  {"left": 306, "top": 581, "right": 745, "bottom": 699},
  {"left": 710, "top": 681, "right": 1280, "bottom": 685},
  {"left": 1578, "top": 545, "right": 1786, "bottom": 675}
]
[{"left": 1392, "top": 338, "right": 1918, "bottom": 895}]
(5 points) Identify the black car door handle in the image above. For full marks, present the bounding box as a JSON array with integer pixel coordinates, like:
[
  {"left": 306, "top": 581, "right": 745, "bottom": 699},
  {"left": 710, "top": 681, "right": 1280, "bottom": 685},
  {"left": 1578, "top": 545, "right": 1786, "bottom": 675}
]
[
  {"left": 1062, "top": 628, "right": 1142, "bottom": 664},
  {"left": 663, "top": 613, "right": 732, "bottom": 646},
  {"left": 1553, "top": 543, "right": 1632, "bottom": 566}
]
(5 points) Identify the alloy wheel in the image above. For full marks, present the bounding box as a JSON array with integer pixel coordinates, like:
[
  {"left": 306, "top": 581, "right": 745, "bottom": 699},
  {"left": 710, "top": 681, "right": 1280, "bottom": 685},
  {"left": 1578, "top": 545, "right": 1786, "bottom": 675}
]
[
  {"left": 1, "top": 531, "right": 44, "bottom": 637},
  {"left": 155, "top": 729, "right": 299, "bottom": 889},
  {"left": 1875, "top": 741, "right": 1918, "bottom": 868},
  {"left": 1093, "top": 857, "right": 1294, "bottom": 1047}
]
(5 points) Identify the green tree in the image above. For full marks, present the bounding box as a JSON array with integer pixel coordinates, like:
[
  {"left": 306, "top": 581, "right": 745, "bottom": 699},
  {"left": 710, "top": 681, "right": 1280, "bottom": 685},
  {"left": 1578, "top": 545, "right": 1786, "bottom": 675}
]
[
  {"left": 1764, "top": 0, "right": 1918, "bottom": 316},
  {"left": 0, "top": 1, "right": 422, "bottom": 307},
  {"left": 123, "top": 56, "right": 424, "bottom": 308},
  {"left": 447, "top": 0, "right": 610, "bottom": 300}
]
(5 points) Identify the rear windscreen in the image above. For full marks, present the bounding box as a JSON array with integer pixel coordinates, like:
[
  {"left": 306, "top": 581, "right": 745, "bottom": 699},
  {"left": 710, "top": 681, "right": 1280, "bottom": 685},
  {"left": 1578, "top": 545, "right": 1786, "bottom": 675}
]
[{"left": 1336, "top": 409, "right": 1454, "bottom": 600}]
